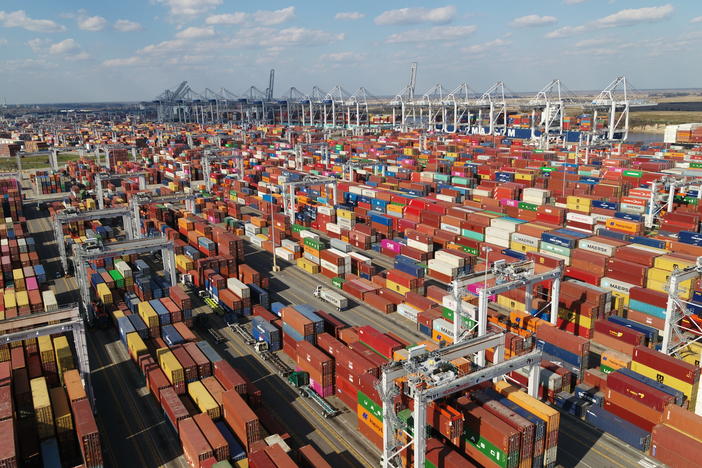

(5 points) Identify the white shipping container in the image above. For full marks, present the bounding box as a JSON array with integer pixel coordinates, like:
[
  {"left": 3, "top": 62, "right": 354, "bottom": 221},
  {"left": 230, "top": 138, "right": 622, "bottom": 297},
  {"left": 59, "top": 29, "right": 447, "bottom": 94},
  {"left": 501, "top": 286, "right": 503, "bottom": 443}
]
[
  {"left": 42, "top": 290, "right": 58, "bottom": 313},
  {"left": 434, "top": 250, "right": 465, "bottom": 267},
  {"left": 619, "top": 203, "right": 646, "bottom": 214},
  {"left": 361, "top": 189, "right": 377, "bottom": 198},
  {"left": 427, "top": 259, "right": 458, "bottom": 276},
  {"left": 473, "top": 189, "right": 491, "bottom": 197},
  {"left": 348, "top": 251, "right": 372, "bottom": 265},
  {"left": 300, "top": 230, "right": 320, "bottom": 241},
  {"left": 318, "top": 206, "right": 333, "bottom": 216},
  {"left": 227, "top": 277, "right": 251, "bottom": 298},
  {"left": 326, "top": 223, "right": 341, "bottom": 234},
  {"left": 281, "top": 239, "right": 300, "bottom": 252},
  {"left": 566, "top": 212, "right": 595, "bottom": 225},
  {"left": 407, "top": 238, "right": 432, "bottom": 253},
  {"left": 441, "top": 295, "right": 477, "bottom": 319},
  {"left": 303, "top": 252, "right": 320, "bottom": 264},
  {"left": 440, "top": 223, "right": 461, "bottom": 234},
  {"left": 510, "top": 233, "right": 540, "bottom": 248},
  {"left": 578, "top": 239, "right": 617, "bottom": 257},
  {"left": 349, "top": 186, "right": 364, "bottom": 195},
  {"left": 485, "top": 235, "right": 510, "bottom": 248},
  {"left": 490, "top": 218, "right": 520, "bottom": 233},
  {"left": 320, "top": 259, "right": 342, "bottom": 274},
  {"left": 590, "top": 213, "right": 611, "bottom": 223},
  {"left": 436, "top": 194, "right": 455, "bottom": 203},
  {"left": 600, "top": 277, "right": 636, "bottom": 295},
  {"left": 484, "top": 226, "right": 511, "bottom": 241},
  {"left": 538, "top": 249, "right": 570, "bottom": 265},
  {"left": 397, "top": 304, "right": 419, "bottom": 322},
  {"left": 275, "top": 247, "right": 295, "bottom": 262},
  {"left": 433, "top": 318, "right": 454, "bottom": 335},
  {"left": 115, "top": 260, "right": 133, "bottom": 277}
]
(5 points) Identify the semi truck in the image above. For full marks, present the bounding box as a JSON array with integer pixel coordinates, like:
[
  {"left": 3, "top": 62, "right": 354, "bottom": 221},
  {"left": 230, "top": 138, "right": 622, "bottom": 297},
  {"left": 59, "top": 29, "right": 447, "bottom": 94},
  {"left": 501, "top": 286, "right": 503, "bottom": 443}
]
[{"left": 313, "top": 285, "right": 348, "bottom": 311}]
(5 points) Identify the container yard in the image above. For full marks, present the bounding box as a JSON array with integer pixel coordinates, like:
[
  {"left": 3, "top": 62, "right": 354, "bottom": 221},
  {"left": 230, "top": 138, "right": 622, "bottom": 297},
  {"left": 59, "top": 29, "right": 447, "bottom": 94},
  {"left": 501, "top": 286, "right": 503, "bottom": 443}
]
[{"left": 2, "top": 78, "right": 702, "bottom": 468}]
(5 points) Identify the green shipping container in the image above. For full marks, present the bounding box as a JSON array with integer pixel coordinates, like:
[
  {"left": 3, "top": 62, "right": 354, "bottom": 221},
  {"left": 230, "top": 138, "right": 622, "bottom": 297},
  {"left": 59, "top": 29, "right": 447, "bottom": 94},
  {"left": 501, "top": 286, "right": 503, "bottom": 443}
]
[
  {"left": 292, "top": 224, "right": 305, "bottom": 233},
  {"left": 518, "top": 202, "right": 538, "bottom": 212},
  {"left": 684, "top": 197, "right": 699, "bottom": 205},
  {"left": 108, "top": 270, "right": 124, "bottom": 289},
  {"left": 690, "top": 162, "right": 702, "bottom": 169},
  {"left": 540, "top": 242, "right": 571, "bottom": 257},
  {"left": 441, "top": 307, "right": 476, "bottom": 329},
  {"left": 623, "top": 170, "right": 643, "bottom": 178},
  {"left": 331, "top": 277, "right": 345, "bottom": 289},
  {"left": 459, "top": 230, "right": 484, "bottom": 243},
  {"left": 464, "top": 427, "right": 508, "bottom": 468},
  {"left": 303, "top": 238, "right": 324, "bottom": 250},
  {"left": 358, "top": 391, "right": 383, "bottom": 421},
  {"left": 600, "top": 364, "right": 615, "bottom": 374}
]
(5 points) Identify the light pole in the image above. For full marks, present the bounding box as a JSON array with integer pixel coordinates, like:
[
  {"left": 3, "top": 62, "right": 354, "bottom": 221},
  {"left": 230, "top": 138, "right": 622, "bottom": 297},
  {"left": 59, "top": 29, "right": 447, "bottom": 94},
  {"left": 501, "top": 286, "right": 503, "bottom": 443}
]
[{"left": 271, "top": 203, "right": 280, "bottom": 273}]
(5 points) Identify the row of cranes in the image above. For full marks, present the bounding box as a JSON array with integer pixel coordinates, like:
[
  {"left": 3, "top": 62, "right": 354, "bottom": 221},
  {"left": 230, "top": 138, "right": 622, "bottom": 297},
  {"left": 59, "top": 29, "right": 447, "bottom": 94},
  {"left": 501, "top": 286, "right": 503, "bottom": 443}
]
[{"left": 152, "top": 65, "right": 654, "bottom": 145}]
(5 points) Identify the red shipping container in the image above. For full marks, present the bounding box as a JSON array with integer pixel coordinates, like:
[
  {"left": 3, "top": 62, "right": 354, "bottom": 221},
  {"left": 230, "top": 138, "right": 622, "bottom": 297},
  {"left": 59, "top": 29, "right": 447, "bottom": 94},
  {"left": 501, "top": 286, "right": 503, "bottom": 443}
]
[{"left": 179, "top": 417, "right": 214, "bottom": 467}]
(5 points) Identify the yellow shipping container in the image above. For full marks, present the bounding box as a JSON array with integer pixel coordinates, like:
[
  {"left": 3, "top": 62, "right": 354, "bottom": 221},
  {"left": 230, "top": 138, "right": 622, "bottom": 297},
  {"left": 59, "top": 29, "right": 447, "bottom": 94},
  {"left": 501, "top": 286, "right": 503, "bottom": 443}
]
[
  {"left": 158, "top": 349, "right": 184, "bottom": 384},
  {"left": 609, "top": 289, "right": 629, "bottom": 308},
  {"left": 515, "top": 173, "right": 533, "bottom": 181},
  {"left": 138, "top": 302, "right": 160, "bottom": 328},
  {"left": 112, "top": 310, "right": 125, "bottom": 321},
  {"left": 50, "top": 387, "right": 73, "bottom": 434},
  {"left": 558, "top": 309, "right": 592, "bottom": 328},
  {"left": 176, "top": 254, "right": 194, "bottom": 271},
  {"left": 647, "top": 278, "right": 692, "bottom": 300},
  {"left": 296, "top": 258, "right": 320, "bottom": 274},
  {"left": 188, "top": 381, "right": 221, "bottom": 420},
  {"left": 38, "top": 335, "right": 55, "bottom": 365},
  {"left": 127, "top": 332, "right": 148, "bottom": 361},
  {"left": 567, "top": 196, "right": 592, "bottom": 206},
  {"left": 85, "top": 198, "right": 96, "bottom": 210},
  {"left": 12, "top": 268, "right": 23, "bottom": 280},
  {"left": 497, "top": 295, "right": 525, "bottom": 312},
  {"left": 654, "top": 255, "right": 696, "bottom": 272},
  {"left": 631, "top": 361, "right": 698, "bottom": 408},
  {"left": 393, "top": 348, "right": 409, "bottom": 361},
  {"left": 336, "top": 208, "right": 355, "bottom": 220},
  {"left": 31, "top": 377, "right": 55, "bottom": 440},
  {"left": 16, "top": 290, "right": 29, "bottom": 307},
  {"left": 53, "top": 336, "right": 74, "bottom": 382},
  {"left": 386, "top": 280, "right": 410, "bottom": 296},
  {"left": 4, "top": 290, "right": 16, "bottom": 309},
  {"left": 566, "top": 203, "right": 591, "bottom": 213},
  {"left": 96, "top": 283, "right": 112, "bottom": 304},
  {"left": 510, "top": 241, "right": 538, "bottom": 253},
  {"left": 432, "top": 329, "right": 453, "bottom": 345},
  {"left": 677, "top": 341, "right": 702, "bottom": 367}
]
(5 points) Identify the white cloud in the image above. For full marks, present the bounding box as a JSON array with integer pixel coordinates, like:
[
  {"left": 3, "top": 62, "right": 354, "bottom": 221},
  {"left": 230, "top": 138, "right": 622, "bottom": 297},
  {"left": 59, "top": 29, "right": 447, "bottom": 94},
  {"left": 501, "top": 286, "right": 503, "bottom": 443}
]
[
  {"left": 462, "top": 38, "right": 511, "bottom": 54},
  {"left": 253, "top": 7, "right": 295, "bottom": 26},
  {"left": 593, "top": 4, "right": 674, "bottom": 28},
  {"left": 511, "top": 15, "right": 557, "bottom": 28},
  {"left": 27, "top": 38, "right": 49, "bottom": 53},
  {"left": 0, "top": 10, "right": 66, "bottom": 33},
  {"left": 335, "top": 12, "right": 364, "bottom": 21},
  {"left": 545, "top": 25, "right": 587, "bottom": 38},
  {"left": 320, "top": 51, "right": 366, "bottom": 62},
  {"left": 205, "top": 7, "right": 295, "bottom": 27},
  {"left": 65, "top": 51, "right": 90, "bottom": 61},
  {"left": 0, "top": 38, "right": 7, "bottom": 46},
  {"left": 138, "top": 39, "right": 187, "bottom": 56},
  {"left": 692, "top": 16, "right": 702, "bottom": 23},
  {"left": 78, "top": 15, "right": 106, "bottom": 31},
  {"left": 114, "top": 19, "right": 142, "bottom": 32},
  {"left": 375, "top": 6, "right": 456, "bottom": 26},
  {"left": 103, "top": 56, "right": 145, "bottom": 67},
  {"left": 575, "top": 38, "right": 610, "bottom": 47},
  {"left": 565, "top": 0, "right": 588, "bottom": 4},
  {"left": 49, "top": 38, "right": 80, "bottom": 55},
  {"left": 175, "top": 26, "right": 215, "bottom": 39},
  {"left": 206, "top": 13, "right": 247, "bottom": 25},
  {"left": 261, "top": 27, "right": 343, "bottom": 47},
  {"left": 386, "top": 25, "right": 476, "bottom": 43},
  {"left": 155, "top": 0, "right": 222, "bottom": 18}
]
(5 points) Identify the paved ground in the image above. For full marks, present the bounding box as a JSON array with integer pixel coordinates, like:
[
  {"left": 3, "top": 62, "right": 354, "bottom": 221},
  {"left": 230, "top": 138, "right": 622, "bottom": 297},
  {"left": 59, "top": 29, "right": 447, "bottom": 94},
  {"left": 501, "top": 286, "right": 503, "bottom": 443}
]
[{"left": 23, "top": 196, "right": 667, "bottom": 468}]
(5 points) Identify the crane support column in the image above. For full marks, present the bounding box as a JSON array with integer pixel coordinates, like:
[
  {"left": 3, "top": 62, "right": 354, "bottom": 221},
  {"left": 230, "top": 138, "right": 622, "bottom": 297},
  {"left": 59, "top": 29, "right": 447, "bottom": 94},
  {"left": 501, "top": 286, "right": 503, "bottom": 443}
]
[
  {"left": 550, "top": 276, "right": 560, "bottom": 325},
  {"left": 413, "top": 392, "right": 427, "bottom": 468}
]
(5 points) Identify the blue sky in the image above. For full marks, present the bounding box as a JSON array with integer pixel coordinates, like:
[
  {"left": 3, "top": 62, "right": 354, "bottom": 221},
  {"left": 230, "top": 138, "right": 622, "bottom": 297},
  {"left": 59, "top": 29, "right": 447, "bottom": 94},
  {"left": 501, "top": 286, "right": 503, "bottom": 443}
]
[{"left": 0, "top": 1, "right": 700, "bottom": 103}]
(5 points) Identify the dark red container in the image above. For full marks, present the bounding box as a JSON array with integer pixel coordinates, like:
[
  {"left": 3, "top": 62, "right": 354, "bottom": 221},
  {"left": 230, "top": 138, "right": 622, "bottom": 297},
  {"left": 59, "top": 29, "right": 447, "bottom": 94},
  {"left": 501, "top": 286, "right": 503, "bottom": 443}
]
[
  {"left": 193, "top": 413, "right": 228, "bottom": 462},
  {"left": 633, "top": 346, "right": 700, "bottom": 385},
  {"left": 179, "top": 417, "right": 214, "bottom": 467},
  {"left": 72, "top": 398, "right": 103, "bottom": 468}
]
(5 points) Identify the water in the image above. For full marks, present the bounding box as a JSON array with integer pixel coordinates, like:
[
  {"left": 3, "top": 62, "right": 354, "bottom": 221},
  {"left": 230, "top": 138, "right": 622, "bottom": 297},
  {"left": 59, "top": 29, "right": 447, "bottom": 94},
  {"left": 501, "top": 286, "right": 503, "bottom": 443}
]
[{"left": 627, "top": 132, "right": 664, "bottom": 144}]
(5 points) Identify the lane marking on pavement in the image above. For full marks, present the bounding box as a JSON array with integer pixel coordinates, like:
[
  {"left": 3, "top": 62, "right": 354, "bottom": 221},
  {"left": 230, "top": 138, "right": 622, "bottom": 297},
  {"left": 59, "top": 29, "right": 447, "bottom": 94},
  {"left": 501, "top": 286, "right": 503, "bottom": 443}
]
[{"left": 222, "top": 326, "right": 373, "bottom": 467}]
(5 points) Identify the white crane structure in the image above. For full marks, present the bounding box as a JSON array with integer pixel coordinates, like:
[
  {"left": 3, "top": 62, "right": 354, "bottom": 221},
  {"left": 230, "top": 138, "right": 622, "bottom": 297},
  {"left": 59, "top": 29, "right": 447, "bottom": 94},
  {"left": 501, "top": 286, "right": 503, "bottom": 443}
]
[
  {"left": 281, "top": 176, "right": 338, "bottom": 225},
  {"left": 54, "top": 206, "right": 136, "bottom": 273},
  {"left": 203, "top": 148, "right": 245, "bottom": 191},
  {"left": 379, "top": 333, "right": 544, "bottom": 468},
  {"left": 73, "top": 236, "right": 177, "bottom": 324},
  {"left": 130, "top": 192, "right": 197, "bottom": 238},
  {"left": 94, "top": 171, "right": 147, "bottom": 209},
  {"left": 644, "top": 176, "right": 702, "bottom": 229},
  {"left": 526, "top": 79, "right": 581, "bottom": 149}
]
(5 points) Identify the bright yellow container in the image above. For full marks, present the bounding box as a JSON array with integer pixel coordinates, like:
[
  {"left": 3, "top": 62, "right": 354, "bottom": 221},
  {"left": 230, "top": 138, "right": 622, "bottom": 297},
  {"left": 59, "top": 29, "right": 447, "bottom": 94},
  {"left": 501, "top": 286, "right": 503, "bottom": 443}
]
[
  {"left": 158, "top": 349, "right": 184, "bottom": 384},
  {"left": 631, "top": 361, "right": 698, "bottom": 408},
  {"left": 654, "top": 255, "right": 696, "bottom": 272},
  {"left": 188, "top": 381, "right": 221, "bottom": 420},
  {"left": 38, "top": 335, "right": 55, "bottom": 365},
  {"left": 31, "top": 377, "right": 55, "bottom": 440},
  {"left": 138, "top": 301, "right": 160, "bottom": 328},
  {"left": 127, "top": 332, "right": 148, "bottom": 361}
]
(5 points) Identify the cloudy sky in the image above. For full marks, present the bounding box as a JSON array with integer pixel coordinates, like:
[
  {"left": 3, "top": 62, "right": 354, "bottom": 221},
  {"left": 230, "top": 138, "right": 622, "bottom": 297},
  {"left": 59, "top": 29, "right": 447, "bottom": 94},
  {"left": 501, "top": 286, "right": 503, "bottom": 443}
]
[{"left": 0, "top": 1, "right": 700, "bottom": 103}]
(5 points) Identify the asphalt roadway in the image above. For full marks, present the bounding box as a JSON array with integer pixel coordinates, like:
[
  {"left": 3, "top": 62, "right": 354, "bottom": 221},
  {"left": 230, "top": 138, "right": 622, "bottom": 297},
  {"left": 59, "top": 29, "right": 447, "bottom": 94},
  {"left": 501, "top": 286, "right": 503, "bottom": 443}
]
[{"left": 22, "top": 197, "right": 669, "bottom": 468}]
